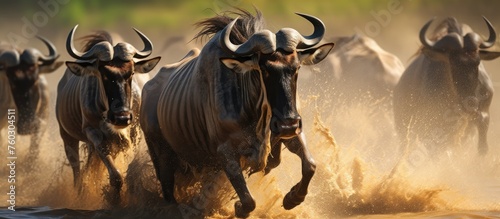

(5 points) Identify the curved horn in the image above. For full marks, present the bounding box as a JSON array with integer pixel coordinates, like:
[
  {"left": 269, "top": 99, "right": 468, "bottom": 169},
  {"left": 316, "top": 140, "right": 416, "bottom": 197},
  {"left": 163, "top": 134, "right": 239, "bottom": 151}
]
[
  {"left": 66, "top": 25, "right": 113, "bottom": 61},
  {"left": 66, "top": 25, "right": 86, "bottom": 60},
  {"left": 132, "top": 28, "right": 153, "bottom": 58},
  {"left": 36, "top": 35, "right": 59, "bottom": 64},
  {"left": 420, "top": 18, "right": 436, "bottom": 49},
  {"left": 295, "top": 13, "right": 325, "bottom": 49},
  {"left": 219, "top": 17, "right": 276, "bottom": 56},
  {"left": 220, "top": 17, "right": 241, "bottom": 54},
  {"left": 243, "top": 31, "right": 276, "bottom": 55},
  {"left": 480, "top": 16, "right": 496, "bottom": 49},
  {"left": 0, "top": 50, "right": 20, "bottom": 68}
]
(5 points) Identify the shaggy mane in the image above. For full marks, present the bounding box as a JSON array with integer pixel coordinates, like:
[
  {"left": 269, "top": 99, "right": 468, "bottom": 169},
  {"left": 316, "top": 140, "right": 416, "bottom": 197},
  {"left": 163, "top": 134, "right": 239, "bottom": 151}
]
[
  {"left": 79, "top": 31, "right": 114, "bottom": 52},
  {"left": 193, "top": 8, "right": 266, "bottom": 44}
]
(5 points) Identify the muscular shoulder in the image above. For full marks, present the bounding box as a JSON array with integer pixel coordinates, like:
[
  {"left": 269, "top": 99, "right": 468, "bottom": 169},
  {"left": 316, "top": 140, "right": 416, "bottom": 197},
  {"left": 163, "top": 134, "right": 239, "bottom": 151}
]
[{"left": 144, "top": 48, "right": 200, "bottom": 93}]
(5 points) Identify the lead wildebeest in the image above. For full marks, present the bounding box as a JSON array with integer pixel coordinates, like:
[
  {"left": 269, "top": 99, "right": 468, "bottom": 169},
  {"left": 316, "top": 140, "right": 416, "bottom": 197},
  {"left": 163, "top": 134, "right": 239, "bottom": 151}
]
[
  {"left": 56, "top": 25, "right": 160, "bottom": 203},
  {"left": 0, "top": 37, "right": 63, "bottom": 159},
  {"left": 394, "top": 17, "right": 500, "bottom": 155},
  {"left": 140, "top": 9, "right": 333, "bottom": 217}
]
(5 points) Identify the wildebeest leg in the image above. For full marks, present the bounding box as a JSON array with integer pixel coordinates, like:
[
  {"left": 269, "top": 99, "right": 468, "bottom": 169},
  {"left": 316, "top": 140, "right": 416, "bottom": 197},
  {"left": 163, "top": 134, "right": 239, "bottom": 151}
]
[
  {"left": 264, "top": 137, "right": 282, "bottom": 175},
  {"left": 395, "top": 119, "right": 412, "bottom": 156},
  {"left": 27, "top": 120, "right": 45, "bottom": 161},
  {"left": 282, "top": 132, "right": 316, "bottom": 210},
  {"left": 28, "top": 130, "right": 40, "bottom": 160},
  {"left": 130, "top": 92, "right": 142, "bottom": 147},
  {"left": 218, "top": 143, "right": 255, "bottom": 218},
  {"left": 129, "top": 123, "right": 141, "bottom": 147},
  {"left": 101, "top": 153, "right": 122, "bottom": 205},
  {"left": 85, "top": 128, "right": 122, "bottom": 205},
  {"left": 60, "top": 128, "right": 81, "bottom": 187},
  {"left": 477, "top": 111, "right": 489, "bottom": 155},
  {"left": 29, "top": 86, "right": 49, "bottom": 160},
  {"left": 144, "top": 133, "right": 178, "bottom": 203}
]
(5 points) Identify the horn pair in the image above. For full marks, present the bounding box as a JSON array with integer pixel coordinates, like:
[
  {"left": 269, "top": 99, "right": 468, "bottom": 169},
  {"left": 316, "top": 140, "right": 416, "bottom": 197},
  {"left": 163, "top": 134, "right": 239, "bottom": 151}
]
[
  {"left": 220, "top": 13, "right": 325, "bottom": 56},
  {"left": 420, "top": 16, "right": 496, "bottom": 49},
  {"left": 66, "top": 25, "right": 153, "bottom": 61},
  {"left": 0, "top": 36, "right": 58, "bottom": 67}
]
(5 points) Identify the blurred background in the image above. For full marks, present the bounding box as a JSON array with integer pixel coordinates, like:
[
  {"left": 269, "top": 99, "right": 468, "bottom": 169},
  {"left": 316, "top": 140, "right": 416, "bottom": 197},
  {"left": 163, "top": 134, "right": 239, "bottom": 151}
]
[
  {"left": 1, "top": 0, "right": 500, "bottom": 68},
  {"left": 2, "top": 0, "right": 500, "bottom": 61}
]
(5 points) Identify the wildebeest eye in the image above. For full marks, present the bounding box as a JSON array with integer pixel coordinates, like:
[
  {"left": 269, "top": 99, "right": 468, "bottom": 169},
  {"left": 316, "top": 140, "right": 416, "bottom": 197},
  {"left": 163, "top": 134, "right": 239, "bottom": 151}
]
[{"left": 123, "top": 72, "right": 133, "bottom": 79}]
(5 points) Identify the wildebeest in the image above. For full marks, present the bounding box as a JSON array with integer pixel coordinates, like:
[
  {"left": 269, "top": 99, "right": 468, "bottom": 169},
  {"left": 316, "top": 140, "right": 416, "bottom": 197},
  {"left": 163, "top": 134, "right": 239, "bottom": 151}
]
[
  {"left": 0, "top": 37, "right": 63, "bottom": 159},
  {"left": 56, "top": 25, "right": 161, "bottom": 204},
  {"left": 311, "top": 34, "right": 404, "bottom": 104},
  {"left": 393, "top": 17, "right": 500, "bottom": 155},
  {"left": 140, "top": 9, "right": 333, "bottom": 217}
]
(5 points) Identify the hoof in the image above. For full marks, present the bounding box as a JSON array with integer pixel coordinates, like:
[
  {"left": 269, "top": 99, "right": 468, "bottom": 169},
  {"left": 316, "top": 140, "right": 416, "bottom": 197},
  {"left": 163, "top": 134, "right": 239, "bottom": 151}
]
[
  {"left": 109, "top": 191, "right": 121, "bottom": 206},
  {"left": 283, "top": 191, "right": 305, "bottom": 210},
  {"left": 104, "top": 185, "right": 122, "bottom": 207},
  {"left": 234, "top": 200, "right": 255, "bottom": 218},
  {"left": 264, "top": 166, "right": 272, "bottom": 175}
]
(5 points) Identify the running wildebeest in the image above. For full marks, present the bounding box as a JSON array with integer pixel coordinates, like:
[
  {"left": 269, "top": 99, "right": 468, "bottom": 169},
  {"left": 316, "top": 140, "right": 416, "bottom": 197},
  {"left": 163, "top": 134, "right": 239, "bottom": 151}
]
[
  {"left": 56, "top": 25, "right": 161, "bottom": 204},
  {"left": 0, "top": 37, "right": 63, "bottom": 159},
  {"left": 309, "top": 34, "right": 404, "bottom": 104},
  {"left": 393, "top": 17, "right": 500, "bottom": 155},
  {"left": 140, "top": 9, "right": 334, "bottom": 217}
]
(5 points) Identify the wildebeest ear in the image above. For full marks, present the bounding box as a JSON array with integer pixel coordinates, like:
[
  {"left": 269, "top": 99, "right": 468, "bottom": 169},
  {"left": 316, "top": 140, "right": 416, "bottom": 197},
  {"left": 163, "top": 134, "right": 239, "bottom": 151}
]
[
  {"left": 480, "top": 51, "right": 500, "bottom": 61},
  {"left": 135, "top": 56, "right": 161, "bottom": 73},
  {"left": 65, "top": 61, "right": 96, "bottom": 76},
  {"left": 299, "top": 43, "right": 334, "bottom": 65},
  {"left": 39, "top": 61, "right": 64, "bottom": 74},
  {"left": 220, "top": 57, "right": 255, "bottom": 74}
]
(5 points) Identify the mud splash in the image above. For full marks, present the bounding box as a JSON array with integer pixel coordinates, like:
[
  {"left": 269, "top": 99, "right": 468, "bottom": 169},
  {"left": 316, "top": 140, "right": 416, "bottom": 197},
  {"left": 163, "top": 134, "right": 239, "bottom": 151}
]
[{"left": 1, "top": 76, "right": 500, "bottom": 219}]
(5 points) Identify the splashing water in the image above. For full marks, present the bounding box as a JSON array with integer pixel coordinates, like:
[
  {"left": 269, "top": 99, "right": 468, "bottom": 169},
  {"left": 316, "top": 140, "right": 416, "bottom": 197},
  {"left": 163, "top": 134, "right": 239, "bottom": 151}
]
[{"left": 1, "top": 75, "right": 500, "bottom": 219}]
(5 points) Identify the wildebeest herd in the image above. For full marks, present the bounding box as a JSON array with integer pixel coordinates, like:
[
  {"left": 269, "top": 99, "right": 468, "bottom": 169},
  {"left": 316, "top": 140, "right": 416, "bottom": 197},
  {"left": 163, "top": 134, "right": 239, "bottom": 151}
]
[{"left": 1, "top": 8, "right": 499, "bottom": 218}]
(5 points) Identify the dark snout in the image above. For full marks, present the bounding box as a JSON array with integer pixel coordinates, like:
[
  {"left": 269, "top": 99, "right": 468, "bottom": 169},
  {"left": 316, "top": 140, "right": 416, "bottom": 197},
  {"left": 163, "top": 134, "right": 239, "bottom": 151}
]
[
  {"left": 107, "top": 110, "right": 132, "bottom": 128},
  {"left": 270, "top": 116, "right": 302, "bottom": 139}
]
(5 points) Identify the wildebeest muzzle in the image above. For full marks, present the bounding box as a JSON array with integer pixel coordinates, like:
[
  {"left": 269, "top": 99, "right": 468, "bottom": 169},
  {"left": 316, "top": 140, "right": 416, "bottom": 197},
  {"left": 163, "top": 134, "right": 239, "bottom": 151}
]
[
  {"left": 106, "top": 109, "right": 132, "bottom": 128},
  {"left": 270, "top": 115, "right": 302, "bottom": 139}
]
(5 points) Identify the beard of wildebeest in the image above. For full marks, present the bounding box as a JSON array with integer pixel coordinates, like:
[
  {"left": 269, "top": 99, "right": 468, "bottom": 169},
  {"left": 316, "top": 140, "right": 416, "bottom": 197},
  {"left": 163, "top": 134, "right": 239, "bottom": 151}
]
[
  {"left": 98, "top": 60, "right": 134, "bottom": 128},
  {"left": 5, "top": 63, "right": 41, "bottom": 134},
  {"left": 449, "top": 52, "right": 481, "bottom": 101}
]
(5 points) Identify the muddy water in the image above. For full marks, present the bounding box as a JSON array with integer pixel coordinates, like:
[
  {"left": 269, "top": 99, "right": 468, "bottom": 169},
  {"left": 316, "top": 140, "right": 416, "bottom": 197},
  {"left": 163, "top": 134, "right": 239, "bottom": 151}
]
[{"left": 1, "top": 40, "right": 500, "bottom": 218}]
